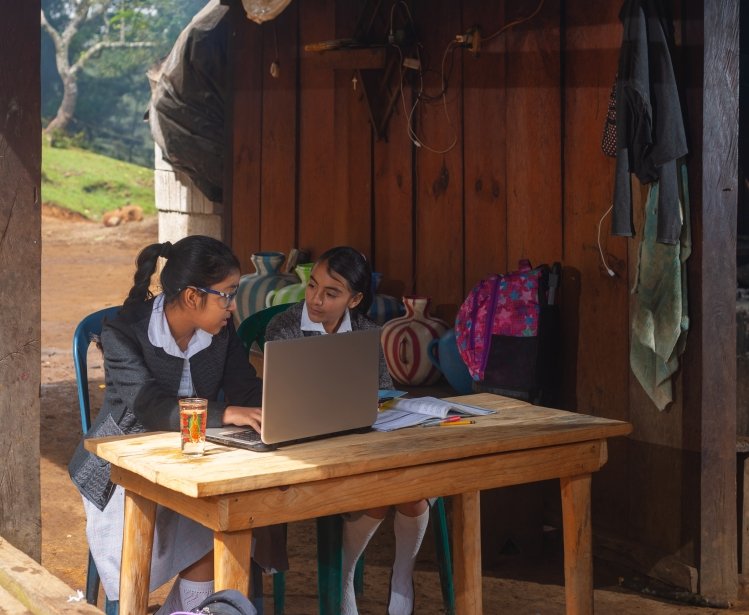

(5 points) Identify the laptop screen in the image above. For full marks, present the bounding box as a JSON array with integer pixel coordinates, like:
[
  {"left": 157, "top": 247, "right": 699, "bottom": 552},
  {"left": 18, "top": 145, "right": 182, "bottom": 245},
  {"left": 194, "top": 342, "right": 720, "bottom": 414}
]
[{"left": 259, "top": 328, "right": 381, "bottom": 445}]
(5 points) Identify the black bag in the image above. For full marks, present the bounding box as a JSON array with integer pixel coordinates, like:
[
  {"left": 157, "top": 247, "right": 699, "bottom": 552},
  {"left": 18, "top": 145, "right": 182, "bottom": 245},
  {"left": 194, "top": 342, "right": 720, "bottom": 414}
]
[
  {"left": 456, "top": 261, "right": 562, "bottom": 405},
  {"left": 191, "top": 589, "right": 257, "bottom": 615}
]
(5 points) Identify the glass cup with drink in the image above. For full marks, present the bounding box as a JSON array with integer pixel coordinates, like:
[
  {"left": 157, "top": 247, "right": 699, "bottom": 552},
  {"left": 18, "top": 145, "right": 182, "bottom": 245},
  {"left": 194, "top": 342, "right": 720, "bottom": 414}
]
[{"left": 179, "top": 397, "right": 208, "bottom": 457}]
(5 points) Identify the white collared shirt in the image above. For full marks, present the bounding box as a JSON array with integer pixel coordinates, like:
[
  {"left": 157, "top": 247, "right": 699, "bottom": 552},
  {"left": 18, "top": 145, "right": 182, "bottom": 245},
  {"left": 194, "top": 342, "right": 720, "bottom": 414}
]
[
  {"left": 148, "top": 294, "right": 213, "bottom": 396},
  {"left": 300, "top": 301, "right": 352, "bottom": 335}
]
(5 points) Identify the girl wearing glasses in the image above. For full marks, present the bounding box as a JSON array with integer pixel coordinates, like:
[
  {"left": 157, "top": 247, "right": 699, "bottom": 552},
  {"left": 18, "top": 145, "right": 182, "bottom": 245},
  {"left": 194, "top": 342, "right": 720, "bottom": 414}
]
[
  {"left": 69, "top": 235, "right": 284, "bottom": 614},
  {"left": 265, "top": 246, "right": 428, "bottom": 615}
]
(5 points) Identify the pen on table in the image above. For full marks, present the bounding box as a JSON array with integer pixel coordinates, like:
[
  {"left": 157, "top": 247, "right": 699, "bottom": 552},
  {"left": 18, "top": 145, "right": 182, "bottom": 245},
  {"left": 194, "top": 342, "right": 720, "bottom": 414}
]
[
  {"left": 419, "top": 416, "right": 456, "bottom": 426},
  {"left": 420, "top": 416, "right": 462, "bottom": 426},
  {"left": 422, "top": 419, "right": 476, "bottom": 427}
]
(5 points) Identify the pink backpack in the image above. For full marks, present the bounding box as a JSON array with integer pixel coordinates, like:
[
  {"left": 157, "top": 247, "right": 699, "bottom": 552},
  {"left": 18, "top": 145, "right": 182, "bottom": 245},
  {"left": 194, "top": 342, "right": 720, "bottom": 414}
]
[{"left": 455, "top": 261, "right": 559, "bottom": 397}]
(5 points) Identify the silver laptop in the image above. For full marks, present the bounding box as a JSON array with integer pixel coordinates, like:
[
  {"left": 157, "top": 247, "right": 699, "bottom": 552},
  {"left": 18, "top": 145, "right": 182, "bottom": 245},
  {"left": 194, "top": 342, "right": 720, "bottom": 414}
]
[{"left": 206, "top": 328, "right": 381, "bottom": 451}]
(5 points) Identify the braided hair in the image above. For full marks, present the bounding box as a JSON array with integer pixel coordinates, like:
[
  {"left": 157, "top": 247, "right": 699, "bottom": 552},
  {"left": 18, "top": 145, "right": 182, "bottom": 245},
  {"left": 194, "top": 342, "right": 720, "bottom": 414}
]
[{"left": 122, "top": 235, "right": 240, "bottom": 313}]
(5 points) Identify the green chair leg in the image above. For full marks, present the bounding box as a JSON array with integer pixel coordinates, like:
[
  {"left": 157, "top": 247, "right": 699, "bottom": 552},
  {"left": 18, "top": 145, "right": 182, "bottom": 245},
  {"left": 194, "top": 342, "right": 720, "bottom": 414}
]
[
  {"left": 316, "top": 515, "right": 343, "bottom": 615},
  {"left": 273, "top": 571, "right": 286, "bottom": 614},
  {"left": 431, "top": 497, "right": 456, "bottom": 615},
  {"left": 316, "top": 501, "right": 454, "bottom": 615}
]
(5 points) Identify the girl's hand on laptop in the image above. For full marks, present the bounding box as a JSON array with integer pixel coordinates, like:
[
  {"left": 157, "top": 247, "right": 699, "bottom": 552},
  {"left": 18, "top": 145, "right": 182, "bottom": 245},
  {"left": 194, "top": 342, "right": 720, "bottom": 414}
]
[{"left": 223, "top": 406, "right": 262, "bottom": 432}]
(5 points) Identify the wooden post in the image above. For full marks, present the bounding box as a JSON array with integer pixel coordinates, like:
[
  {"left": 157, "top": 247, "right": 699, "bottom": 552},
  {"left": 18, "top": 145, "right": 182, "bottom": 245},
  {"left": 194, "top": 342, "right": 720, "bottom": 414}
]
[
  {"left": 682, "top": 0, "right": 740, "bottom": 603},
  {"left": 0, "top": 0, "right": 41, "bottom": 561}
]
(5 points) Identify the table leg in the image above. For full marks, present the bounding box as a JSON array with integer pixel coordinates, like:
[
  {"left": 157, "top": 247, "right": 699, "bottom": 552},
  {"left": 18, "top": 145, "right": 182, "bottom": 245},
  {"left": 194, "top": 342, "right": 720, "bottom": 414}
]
[
  {"left": 214, "top": 529, "right": 253, "bottom": 595},
  {"left": 560, "top": 473, "right": 593, "bottom": 615},
  {"left": 452, "top": 491, "right": 482, "bottom": 615},
  {"left": 119, "top": 490, "right": 156, "bottom": 615}
]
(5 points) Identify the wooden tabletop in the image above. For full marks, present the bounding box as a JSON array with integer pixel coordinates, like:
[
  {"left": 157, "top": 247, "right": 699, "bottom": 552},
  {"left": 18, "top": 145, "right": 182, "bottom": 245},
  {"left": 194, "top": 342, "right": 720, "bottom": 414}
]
[{"left": 86, "top": 393, "right": 632, "bottom": 500}]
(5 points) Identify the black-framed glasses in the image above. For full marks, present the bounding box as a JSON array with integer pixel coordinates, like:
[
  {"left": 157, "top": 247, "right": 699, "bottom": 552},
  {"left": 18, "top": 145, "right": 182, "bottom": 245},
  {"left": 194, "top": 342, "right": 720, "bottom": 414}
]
[{"left": 187, "top": 285, "right": 238, "bottom": 308}]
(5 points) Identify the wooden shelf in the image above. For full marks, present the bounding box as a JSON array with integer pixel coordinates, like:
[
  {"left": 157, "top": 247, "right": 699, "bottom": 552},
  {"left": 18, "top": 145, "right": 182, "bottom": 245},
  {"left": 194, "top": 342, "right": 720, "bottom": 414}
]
[{"left": 302, "top": 46, "right": 386, "bottom": 70}]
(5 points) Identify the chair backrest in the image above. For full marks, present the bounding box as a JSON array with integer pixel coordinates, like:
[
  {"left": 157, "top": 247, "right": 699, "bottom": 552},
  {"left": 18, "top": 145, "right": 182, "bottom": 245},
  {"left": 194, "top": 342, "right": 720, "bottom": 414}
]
[
  {"left": 236, "top": 303, "right": 294, "bottom": 356},
  {"left": 73, "top": 306, "right": 121, "bottom": 434}
]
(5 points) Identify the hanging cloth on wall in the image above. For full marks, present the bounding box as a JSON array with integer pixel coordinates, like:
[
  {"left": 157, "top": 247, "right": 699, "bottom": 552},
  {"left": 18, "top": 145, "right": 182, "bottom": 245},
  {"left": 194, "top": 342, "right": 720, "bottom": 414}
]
[
  {"left": 630, "top": 160, "right": 691, "bottom": 410},
  {"left": 611, "top": 0, "right": 688, "bottom": 245}
]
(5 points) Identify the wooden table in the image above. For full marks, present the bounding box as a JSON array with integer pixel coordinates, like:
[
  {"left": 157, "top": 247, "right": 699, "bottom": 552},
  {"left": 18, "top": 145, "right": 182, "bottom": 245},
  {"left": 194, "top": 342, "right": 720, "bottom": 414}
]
[{"left": 85, "top": 393, "right": 632, "bottom": 615}]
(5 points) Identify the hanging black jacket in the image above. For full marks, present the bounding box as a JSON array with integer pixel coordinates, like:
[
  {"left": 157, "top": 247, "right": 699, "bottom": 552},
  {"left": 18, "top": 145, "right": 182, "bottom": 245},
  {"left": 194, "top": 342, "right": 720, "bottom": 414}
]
[{"left": 612, "top": 0, "right": 688, "bottom": 244}]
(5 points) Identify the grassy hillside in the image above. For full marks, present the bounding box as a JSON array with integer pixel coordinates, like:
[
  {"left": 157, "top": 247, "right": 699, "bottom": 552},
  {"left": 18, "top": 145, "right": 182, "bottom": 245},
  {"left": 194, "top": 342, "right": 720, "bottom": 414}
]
[{"left": 42, "top": 142, "right": 156, "bottom": 220}]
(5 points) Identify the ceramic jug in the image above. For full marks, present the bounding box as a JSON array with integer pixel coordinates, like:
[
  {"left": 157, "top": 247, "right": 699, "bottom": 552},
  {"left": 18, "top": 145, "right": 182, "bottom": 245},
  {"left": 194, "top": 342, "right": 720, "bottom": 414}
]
[
  {"left": 234, "top": 252, "right": 296, "bottom": 326},
  {"left": 427, "top": 328, "right": 474, "bottom": 394},
  {"left": 367, "top": 272, "right": 406, "bottom": 325},
  {"left": 265, "top": 262, "right": 314, "bottom": 307},
  {"left": 381, "top": 296, "right": 448, "bottom": 386}
]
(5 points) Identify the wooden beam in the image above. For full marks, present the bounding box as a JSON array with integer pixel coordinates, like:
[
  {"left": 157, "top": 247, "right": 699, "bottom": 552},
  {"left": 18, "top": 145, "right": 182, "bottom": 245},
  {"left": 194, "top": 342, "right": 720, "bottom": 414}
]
[
  {"left": 594, "top": 530, "right": 699, "bottom": 594},
  {"left": 0, "top": 0, "right": 41, "bottom": 560},
  {"left": 682, "top": 0, "right": 740, "bottom": 603},
  {"left": 0, "top": 537, "right": 103, "bottom": 615}
]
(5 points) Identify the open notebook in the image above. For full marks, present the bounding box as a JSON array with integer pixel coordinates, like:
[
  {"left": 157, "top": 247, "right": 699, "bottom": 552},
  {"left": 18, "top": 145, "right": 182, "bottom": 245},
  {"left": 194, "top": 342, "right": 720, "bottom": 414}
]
[{"left": 206, "top": 328, "right": 381, "bottom": 451}]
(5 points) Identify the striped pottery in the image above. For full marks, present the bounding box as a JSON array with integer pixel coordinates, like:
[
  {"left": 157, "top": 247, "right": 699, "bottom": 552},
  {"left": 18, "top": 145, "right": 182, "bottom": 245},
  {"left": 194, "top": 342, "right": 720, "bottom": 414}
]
[
  {"left": 234, "top": 252, "right": 296, "bottom": 327},
  {"left": 265, "top": 262, "right": 313, "bottom": 307},
  {"left": 381, "top": 296, "right": 448, "bottom": 386},
  {"left": 367, "top": 272, "right": 406, "bottom": 326}
]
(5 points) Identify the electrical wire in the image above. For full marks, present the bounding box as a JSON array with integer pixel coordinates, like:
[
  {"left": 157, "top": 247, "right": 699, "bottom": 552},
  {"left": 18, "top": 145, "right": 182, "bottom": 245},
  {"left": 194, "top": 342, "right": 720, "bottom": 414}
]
[
  {"left": 597, "top": 204, "right": 616, "bottom": 277},
  {"left": 482, "top": 0, "right": 546, "bottom": 44}
]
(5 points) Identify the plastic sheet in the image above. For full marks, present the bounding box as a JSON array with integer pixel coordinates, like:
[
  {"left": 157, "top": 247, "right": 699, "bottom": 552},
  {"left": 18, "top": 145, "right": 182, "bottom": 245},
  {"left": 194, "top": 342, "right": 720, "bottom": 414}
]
[{"left": 146, "top": 0, "right": 229, "bottom": 202}]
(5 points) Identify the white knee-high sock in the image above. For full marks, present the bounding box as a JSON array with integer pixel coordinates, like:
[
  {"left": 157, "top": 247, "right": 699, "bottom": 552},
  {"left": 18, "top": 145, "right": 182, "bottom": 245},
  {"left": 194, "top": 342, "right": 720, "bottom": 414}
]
[
  {"left": 179, "top": 578, "right": 214, "bottom": 612},
  {"left": 342, "top": 514, "right": 383, "bottom": 615},
  {"left": 389, "top": 508, "right": 429, "bottom": 615}
]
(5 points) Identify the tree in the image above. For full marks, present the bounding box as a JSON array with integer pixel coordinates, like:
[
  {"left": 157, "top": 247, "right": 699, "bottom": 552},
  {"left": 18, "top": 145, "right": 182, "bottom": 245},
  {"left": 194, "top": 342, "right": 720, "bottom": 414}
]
[
  {"left": 41, "top": 0, "right": 202, "bottom": 136},
  {"left": 41, "top": 1, "right": 154, "bottom": 135}
]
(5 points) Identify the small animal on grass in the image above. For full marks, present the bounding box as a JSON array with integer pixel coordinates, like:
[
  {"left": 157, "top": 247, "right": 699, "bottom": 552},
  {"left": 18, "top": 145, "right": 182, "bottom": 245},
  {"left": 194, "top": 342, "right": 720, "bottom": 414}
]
[{"left": 102, "top": 204, "right": 144, "bottom": 227}]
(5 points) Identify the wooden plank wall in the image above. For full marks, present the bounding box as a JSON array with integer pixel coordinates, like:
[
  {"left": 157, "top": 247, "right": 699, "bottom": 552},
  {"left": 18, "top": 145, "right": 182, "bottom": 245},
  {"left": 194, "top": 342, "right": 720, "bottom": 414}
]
[
  {"left": 0, "top": 0, "right": 42, "bottom": 560},
  {"left": 562, "top": 0, "right": 631, "bottom": 540},
  {"left": 228, "top": 0, "right": 739, "bottom": 597}
]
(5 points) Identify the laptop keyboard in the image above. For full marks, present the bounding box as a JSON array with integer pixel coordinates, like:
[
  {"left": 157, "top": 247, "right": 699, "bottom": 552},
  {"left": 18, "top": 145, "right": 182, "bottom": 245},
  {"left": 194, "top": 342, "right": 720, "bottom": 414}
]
[{"left": 228, "top": 429, "right": 262, "bottom": 443}]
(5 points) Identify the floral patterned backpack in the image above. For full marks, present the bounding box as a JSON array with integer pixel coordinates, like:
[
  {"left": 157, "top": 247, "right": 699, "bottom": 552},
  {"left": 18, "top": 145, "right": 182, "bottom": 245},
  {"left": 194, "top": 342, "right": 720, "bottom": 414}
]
[{"left": 455, "top": 260, "right": 560, "bottom": 403}]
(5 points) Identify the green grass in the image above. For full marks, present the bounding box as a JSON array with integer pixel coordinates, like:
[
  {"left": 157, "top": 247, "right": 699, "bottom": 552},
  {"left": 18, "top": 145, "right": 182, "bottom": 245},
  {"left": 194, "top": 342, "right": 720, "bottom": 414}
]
[{"left": 42, "top": 142, "right": 156, "bottom": 220}]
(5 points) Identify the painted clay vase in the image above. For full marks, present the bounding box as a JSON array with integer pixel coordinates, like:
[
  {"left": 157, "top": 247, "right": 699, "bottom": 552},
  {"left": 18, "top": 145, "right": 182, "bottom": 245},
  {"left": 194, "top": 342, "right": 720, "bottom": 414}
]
[
  {"left": 266, "top": 262, "right": 314, "bottom": 307},
  {"left": 381, "top": 296, "right": 449, "bottom": 386},
  {"left": 234, "top": 252, "right": 296, "bottom": 326},
  {"left": 367, "top": 272, "right": 406, "bottom": 326},
  {"left": 427, "top": 328, "right": 474, "bottom": 394}
]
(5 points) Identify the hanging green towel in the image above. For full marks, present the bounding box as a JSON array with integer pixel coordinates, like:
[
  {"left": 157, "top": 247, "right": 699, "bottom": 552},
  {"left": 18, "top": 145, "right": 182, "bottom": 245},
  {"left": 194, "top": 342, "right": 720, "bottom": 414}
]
[{"left": 630, "top": 161, "right": 691, "bottom": 410}]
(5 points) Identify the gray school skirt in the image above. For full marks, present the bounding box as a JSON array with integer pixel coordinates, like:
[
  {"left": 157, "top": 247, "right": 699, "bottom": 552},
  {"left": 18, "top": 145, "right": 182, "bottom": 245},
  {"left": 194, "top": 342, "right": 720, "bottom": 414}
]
[
  {"left": 83, "top": 486, "right": 289, "bottom": 601},
  {"left": 83, "top": 485, "right": 213, "bottom": 601}
]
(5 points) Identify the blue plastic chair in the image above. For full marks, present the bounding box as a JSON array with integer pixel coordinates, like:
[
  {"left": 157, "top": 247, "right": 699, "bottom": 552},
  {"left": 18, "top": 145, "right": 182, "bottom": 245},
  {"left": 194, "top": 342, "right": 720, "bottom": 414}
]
[
  {"left": 73, "top": 305, "right": 121, "bottom": 615},
  {"left": 237, "top": 306, "right": 456, "bottom": 615}
]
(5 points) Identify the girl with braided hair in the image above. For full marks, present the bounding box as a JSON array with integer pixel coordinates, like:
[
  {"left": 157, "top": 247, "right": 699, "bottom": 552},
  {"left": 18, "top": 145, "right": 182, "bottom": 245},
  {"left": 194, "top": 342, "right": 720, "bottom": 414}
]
[{"left": 69, "top": 235, "right": 285, "bottom": 614}]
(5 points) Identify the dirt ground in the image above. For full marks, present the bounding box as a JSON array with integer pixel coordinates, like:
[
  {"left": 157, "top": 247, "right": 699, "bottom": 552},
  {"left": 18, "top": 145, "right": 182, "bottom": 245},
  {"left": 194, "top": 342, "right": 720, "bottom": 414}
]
[{"left": 39, "top": 207, "right": 748, "bottom": 614}]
